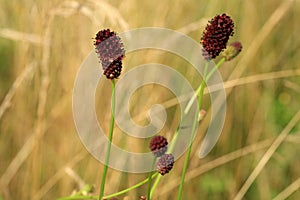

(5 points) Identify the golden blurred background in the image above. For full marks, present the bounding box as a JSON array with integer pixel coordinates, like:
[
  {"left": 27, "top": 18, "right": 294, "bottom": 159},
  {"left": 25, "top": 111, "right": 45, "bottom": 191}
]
[{"left": 1, "top": 0, "right": 300, "bottom": 199}]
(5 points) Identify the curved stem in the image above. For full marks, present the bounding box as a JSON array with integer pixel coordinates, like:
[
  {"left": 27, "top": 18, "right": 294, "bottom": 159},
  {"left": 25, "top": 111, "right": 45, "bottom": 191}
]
[
  {"left": 98, "top": 79, "right": 116, "bottom": 200},
  {"left": 103, "top": 173, "right": 158, "bottom": 199}
]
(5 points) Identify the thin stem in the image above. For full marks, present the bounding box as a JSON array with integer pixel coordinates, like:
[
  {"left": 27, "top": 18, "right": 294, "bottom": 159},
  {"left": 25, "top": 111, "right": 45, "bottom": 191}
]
[
  {"left": 57, "top": 195, "right": 98, "bottom": 200},
  {"left": 98, "top": 79, "right": 116, "bottom": 200},
  {"left": 147, "top": 158, "right": 157, "bottom": 200},
  {"left": 183, "top": 58, "right": 224, "bottom": 115},
  {"left": 205, "top": 58, "right": 225, "bottom": 81},
  {"left": 150, "top": 173, "right": 161, "bottom": 199},
  {"left": 103, "top": 173, "right": 159, "bottom": 199},
  {"left": 176, "top": 62, "right": 209, "bottom": 200}
]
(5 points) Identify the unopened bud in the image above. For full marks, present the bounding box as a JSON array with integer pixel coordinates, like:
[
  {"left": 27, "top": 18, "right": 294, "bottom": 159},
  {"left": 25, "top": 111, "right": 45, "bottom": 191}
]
[{"left": 221, "top": 41, "right": 242, "bottom": 61}]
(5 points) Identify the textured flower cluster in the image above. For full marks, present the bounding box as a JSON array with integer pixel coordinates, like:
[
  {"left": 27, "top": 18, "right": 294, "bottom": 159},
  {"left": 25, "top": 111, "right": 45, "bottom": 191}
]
[
  {"left": 149, "top": 135, "right": 174, "bottom": 176},
  {"left": 94, "top": 29, "right": 125, "bottom": 79},
  {"left": 201, "top": 13, "right": 234, "bottom": 60},
  {"left": 156, "top": 154, "right": 174, "bottom": 176},
  {"left": 149, "top": 135, "right": 168, "bottom": 157}
]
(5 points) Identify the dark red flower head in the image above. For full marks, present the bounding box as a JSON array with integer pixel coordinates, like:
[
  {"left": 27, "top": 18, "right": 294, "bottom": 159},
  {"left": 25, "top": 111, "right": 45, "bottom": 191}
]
[
  {"left": 201, "top": 13, "right": 234, "bottom": 60},
  {"left": 94, "top": 29, "right": 125, "bottom": 79},
  {"left": 156, "top": 154, "right": 174, "bottom": 175},
  {"left": 149, "top": 135, "right": 168, "bottom": 157}
]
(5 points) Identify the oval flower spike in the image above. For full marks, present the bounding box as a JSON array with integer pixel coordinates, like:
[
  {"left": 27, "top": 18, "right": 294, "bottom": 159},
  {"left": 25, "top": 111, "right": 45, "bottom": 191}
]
[
  {"left": 94, "top": 29, "right": 125, "bottom": 79},
  {"left": 201, "top": 13, "right": 234, "bottom": 60}
]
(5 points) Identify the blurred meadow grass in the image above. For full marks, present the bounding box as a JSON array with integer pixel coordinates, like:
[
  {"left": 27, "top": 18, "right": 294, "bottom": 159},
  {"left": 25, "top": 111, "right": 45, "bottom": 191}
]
[{"left": 1, "top": 0, "right": 300, "bottom": 199}]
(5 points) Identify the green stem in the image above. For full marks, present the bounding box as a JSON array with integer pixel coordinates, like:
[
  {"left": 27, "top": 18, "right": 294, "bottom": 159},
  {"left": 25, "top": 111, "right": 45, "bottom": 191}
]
[
  {"left": 103, "top": 173, "right": 158, "bottom": 199},
  {"left": 205, "top": 58, "right": 225, "bottom": 81},
  {"left": 98, "top": 79, "right": 116, "bottom": 200},
  {"left": 147, "top": 158, "right": 157, "bottom": 200},
  {"left": 61, "top": 173, "right": 156, "bottom": 200},
  {"left": 149, "top": 173, "right": 162, "bottom": 199},
  {"left": 168, "top": 59, "right": 222, "bottom": 153},
  {"left": 57, "top": 195, "right": 98, "bottom": 200},
  {"left": 176, "top": 62, "right": 209, "bottom": 200}
]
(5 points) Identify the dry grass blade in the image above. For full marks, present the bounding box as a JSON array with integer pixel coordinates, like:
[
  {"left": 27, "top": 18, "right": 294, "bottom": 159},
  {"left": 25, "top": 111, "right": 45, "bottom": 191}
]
[
  {"left": 0, "top": 9, "right": 53, "bottom": 189},
  {"left": 88, "top": 0, "right": 129, "bottom": 30},
  {"left": 0, "top": 87, "right": 71, "bottom": 197},
  {"left": 207, "top": 69, "right": 300, "bottom": 93},
  {"left": 29, "top": 11, "right": 53, "bottom": 196},
  {"left": 0, "top": 123, "right": 47, "bottom": 186},
  {"left": 177, "top": 19, "right": 207, "bottom": 34},
  {"left": 284, "top": 133, "right": 300, "bottom": 144},
  {"left": 233, "top": 109, "right": 300, "bottom": 200},
  {"left": 0, "top": 62, "right": 36, "bottom": 121},
  {"left": 52, "top": 1, "right": 100, "bottom": 25},
  {"left": 273, "top": 176, "right": 300, "bottom": 200},
  {"left": 65, "top": 167, "right": 86, "bottom": 189},
  {"left": 0, "top": 28, "right": 44, "bottom": 45},
  {"left": 284, "top": 80, "right": 300, "bottom": 94},
  {"left": 32, "top": 151, "right": 87, "bottom": 200}
]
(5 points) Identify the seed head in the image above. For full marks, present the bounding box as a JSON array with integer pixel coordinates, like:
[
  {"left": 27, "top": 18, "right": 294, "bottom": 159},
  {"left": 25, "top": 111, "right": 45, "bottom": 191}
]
[
  {"left": 201, "top": 13, "right": 234, "bottom": 60},
  {"left": 149, "top": 135, "right": 168, "bottom": 157},
  {"left": 156, "top": 154, "right": 174, "bottom": 175},
  {"left": 94, "top": 29, "right": 125, "bottom": 79}
]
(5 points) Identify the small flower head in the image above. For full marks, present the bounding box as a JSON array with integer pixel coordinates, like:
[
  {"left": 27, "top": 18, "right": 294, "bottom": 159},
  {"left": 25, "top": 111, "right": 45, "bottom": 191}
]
[
  {"left": 221, "top": 41, "right": 242, "bottom": 61},
  {"left": 94, "top": 29, "right": 125, "bottom": 79},
  {"left": 139, "top": 196, "right": 147, "bottom": 200},
  {"left": 156, "top": 154, "right": 174, "bottom": 175},
  {"left": 198, "top": 109, "right": 207, "bottom": 122},
  {"left": 149, "top": 135, "right": 168, "bottom": 157},
  {"left": 201, "top": 13, "right": 234, "bottom": 60}
]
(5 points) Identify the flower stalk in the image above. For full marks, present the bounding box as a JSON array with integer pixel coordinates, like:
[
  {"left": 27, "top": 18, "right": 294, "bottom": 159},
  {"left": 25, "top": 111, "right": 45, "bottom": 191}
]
[
  {"left": 176, "top": 62, "right": 208, "bottom": 199},
  {"left": 147, "top": 158, "right": 156, "bottom": 200},
  {"left": 98, "top": 79, "right": 116, "bottom": 200}
]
